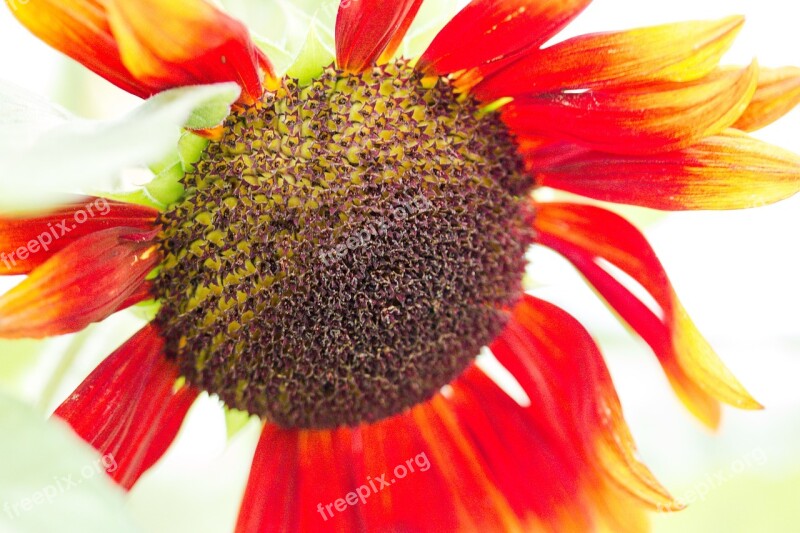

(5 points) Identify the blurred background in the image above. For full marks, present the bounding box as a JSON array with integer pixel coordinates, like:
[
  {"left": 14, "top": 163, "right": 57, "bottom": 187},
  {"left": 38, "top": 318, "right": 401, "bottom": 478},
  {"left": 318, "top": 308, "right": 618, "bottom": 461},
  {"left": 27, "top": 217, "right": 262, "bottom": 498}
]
[{"left": 0, "top": 1, "right": 798, "bottom": 532}]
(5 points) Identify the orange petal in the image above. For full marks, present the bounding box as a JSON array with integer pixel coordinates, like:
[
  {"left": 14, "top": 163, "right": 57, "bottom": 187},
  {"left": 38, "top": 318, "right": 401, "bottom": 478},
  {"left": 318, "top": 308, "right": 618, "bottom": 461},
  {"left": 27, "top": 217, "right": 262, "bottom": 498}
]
[
  {"left": 474, "top": 17, "right": 744, "bottom": 100},
  {"left": 418, "top": 0, "right": 591, "bottom": 77},
  {"left": 503, "top": 63, "right": 759, "bottom": 154},
  {"left": 5, "top": 0, "right": 151, "bottom": 97},
  {"left": 734, "top": 66, "right": 800, "bottom": 131},
  {"left": 105, "top": 0, "right": 272, "bottom": 101},
  {"left": 0, "top": 227, "right": 160, "bottom": 339},
  {"left": 530, "top": 129, "right": 800, "bottom": 210},
  {"left": 335, "top": 0, "right": 424, "bottom": 74},
  {"left": 535, "top": 203, "right": 762, "bottom": 428},
  {"left": 493, "top": 296, "right": 679, "bottom": 512},
  {"left": 0, "top": 197, "right": 158, "bottom": 275}
]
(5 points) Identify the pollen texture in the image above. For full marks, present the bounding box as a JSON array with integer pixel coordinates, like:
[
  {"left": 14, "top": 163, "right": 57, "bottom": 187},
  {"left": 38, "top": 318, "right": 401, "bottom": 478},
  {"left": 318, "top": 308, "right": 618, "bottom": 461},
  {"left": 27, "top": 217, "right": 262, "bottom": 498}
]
[{"left": 154, "top": 61, "right": 534, "bottom": 428}]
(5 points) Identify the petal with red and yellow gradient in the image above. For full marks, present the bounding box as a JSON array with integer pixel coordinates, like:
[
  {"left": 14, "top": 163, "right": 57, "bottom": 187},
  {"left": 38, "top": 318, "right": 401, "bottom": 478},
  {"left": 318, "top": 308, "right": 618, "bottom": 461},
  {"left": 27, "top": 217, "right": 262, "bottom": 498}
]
[
  {"left": 335, "top": 0, "right": 424, "bottom": 74},
  {"left": 0, "top": 197, "right": 158, "bottom": 275},
  {"left": 492, "top": 296, "right": 678, "bottom": 516},
  {"left": 55, "top": 323, "right": 199, "bottom": 489},
  {"left": 503, "top": 63, "right": 759, "bottom": 155},
  {"left": 7, "top": 0, "right": 271, "bottom": 100},
  {"left": 734, "top": 66, "right": 800, "bottom": 132},
  {"left": 535, "top": 203, "right": 762, "bottom": 428},
  {"left": 106, "top": 0, "right": 273, "bottom": 101},
  {"left": 530, "top": 129, "right": 800, "bottom": 210},
  {"left": 0, "top": 227, "right": 160, "bottom": 339},
  {"left": 474, "top": 17, "right": 743, "bottom": 101},
  {"left": 417, "top": 0, "right": 592, "bottom": 78}
]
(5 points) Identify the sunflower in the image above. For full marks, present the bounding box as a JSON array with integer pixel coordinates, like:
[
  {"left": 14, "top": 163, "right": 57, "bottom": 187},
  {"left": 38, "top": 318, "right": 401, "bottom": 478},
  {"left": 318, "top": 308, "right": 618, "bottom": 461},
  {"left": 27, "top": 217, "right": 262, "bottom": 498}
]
[{"left": 2, "top": 0, "right": 799, "bottom": 531}]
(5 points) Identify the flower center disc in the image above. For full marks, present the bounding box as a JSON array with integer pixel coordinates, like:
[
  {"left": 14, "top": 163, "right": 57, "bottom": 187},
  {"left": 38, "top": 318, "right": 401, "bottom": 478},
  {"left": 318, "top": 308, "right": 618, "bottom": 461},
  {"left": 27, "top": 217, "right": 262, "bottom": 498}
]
[{"left": 155, "top": 61, "right": 534, "bottom": 429}]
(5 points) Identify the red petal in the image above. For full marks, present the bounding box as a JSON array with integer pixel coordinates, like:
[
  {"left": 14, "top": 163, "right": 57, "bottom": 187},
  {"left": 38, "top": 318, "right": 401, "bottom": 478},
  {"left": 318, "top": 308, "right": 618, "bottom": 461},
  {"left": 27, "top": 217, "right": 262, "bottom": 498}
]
[
  {"left": 535, "top": 203, "right": 762, "bottom": 427},
  {"left": 0, "top": 227, "right": 160, "bottom": 339},
  {"left": 447, "top": 367, "right": 597, "bottom": 530},
  {"left": 516, "top": 135, "right": 588, "bottom": 169},
  {"left": 418, "top": 0, "right": 591, "bottom": 77},
  {"left": 335, "top": 0, "right": 424, "bottom": 74},
  {"left": 492, "top": 296, "right": 678, "bottom": 514},
  {"left": 235, "top": 425, "right": 302, "bottom": 533},
  {"left": 9, "top": 0, "right": 272, "bottom": 100},
  {"left": 503, "top": 63, "right": 759, "bottom": 155},
  {"left": 474, "top": 17, "right": 743, "bottom": 101},
  {"left": 734, "top": 66, "right": 800, "bottom": 132},
  {"left": 0, "top": 197, "right": 157, "bottom": 275},
  {"left": 54, "top": 323, "right": 198, "bottom": 489},
  {"left": 116, "top": 281, "right": 155, "bottom": 311},
  {"left": 531, "top": 129, "right": 800, "bottom": 210}
]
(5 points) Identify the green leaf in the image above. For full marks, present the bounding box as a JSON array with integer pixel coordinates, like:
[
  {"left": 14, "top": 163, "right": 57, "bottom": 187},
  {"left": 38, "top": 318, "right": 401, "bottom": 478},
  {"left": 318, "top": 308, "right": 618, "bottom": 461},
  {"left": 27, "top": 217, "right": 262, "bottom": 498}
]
[{"left": 183, "top": 87, "right": 241, "bottom": 130}]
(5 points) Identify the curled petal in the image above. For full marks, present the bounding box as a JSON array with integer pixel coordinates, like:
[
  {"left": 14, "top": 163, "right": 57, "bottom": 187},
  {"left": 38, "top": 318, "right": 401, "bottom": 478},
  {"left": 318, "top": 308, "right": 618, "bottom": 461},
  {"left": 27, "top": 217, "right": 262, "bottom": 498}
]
[
  {"left": 475, "top": 17, "right": 743, "bottom": 100},
  {"left": 0, "top": 197, "right": 157, "bottom": 275},
  {"left": 734, "top": 66, "right": 800, "bottom": 131},
  {"left": 503, "top": 63, "right": 759, "bottom": 154},
  {"left": 535, "top": 203, "right": 762, "bottom": 427},
  {"left": 7, "top": 0, "right": 272, "bottom": 100},
  {"left": 335, "top": 0, "right": 424, "bottom": 74},
  {"left": 0, "top": 227, "right": 160, "bottom": 339},
  {"left": 531, "top": 130, "right": 800, "bottom": 210},
  {"left": 418, "top": 0, "right": 591, "bottom": 77},
  {"left": 55, "top": 324, "right": 199, "bottom": 489}
]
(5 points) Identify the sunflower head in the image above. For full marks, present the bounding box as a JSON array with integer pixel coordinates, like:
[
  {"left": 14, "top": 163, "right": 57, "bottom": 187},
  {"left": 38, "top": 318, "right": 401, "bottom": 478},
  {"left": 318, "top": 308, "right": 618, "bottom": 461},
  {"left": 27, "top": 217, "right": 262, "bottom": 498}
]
[{"left": 155, "top": 59, "right": 535, "bottom": 428}]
